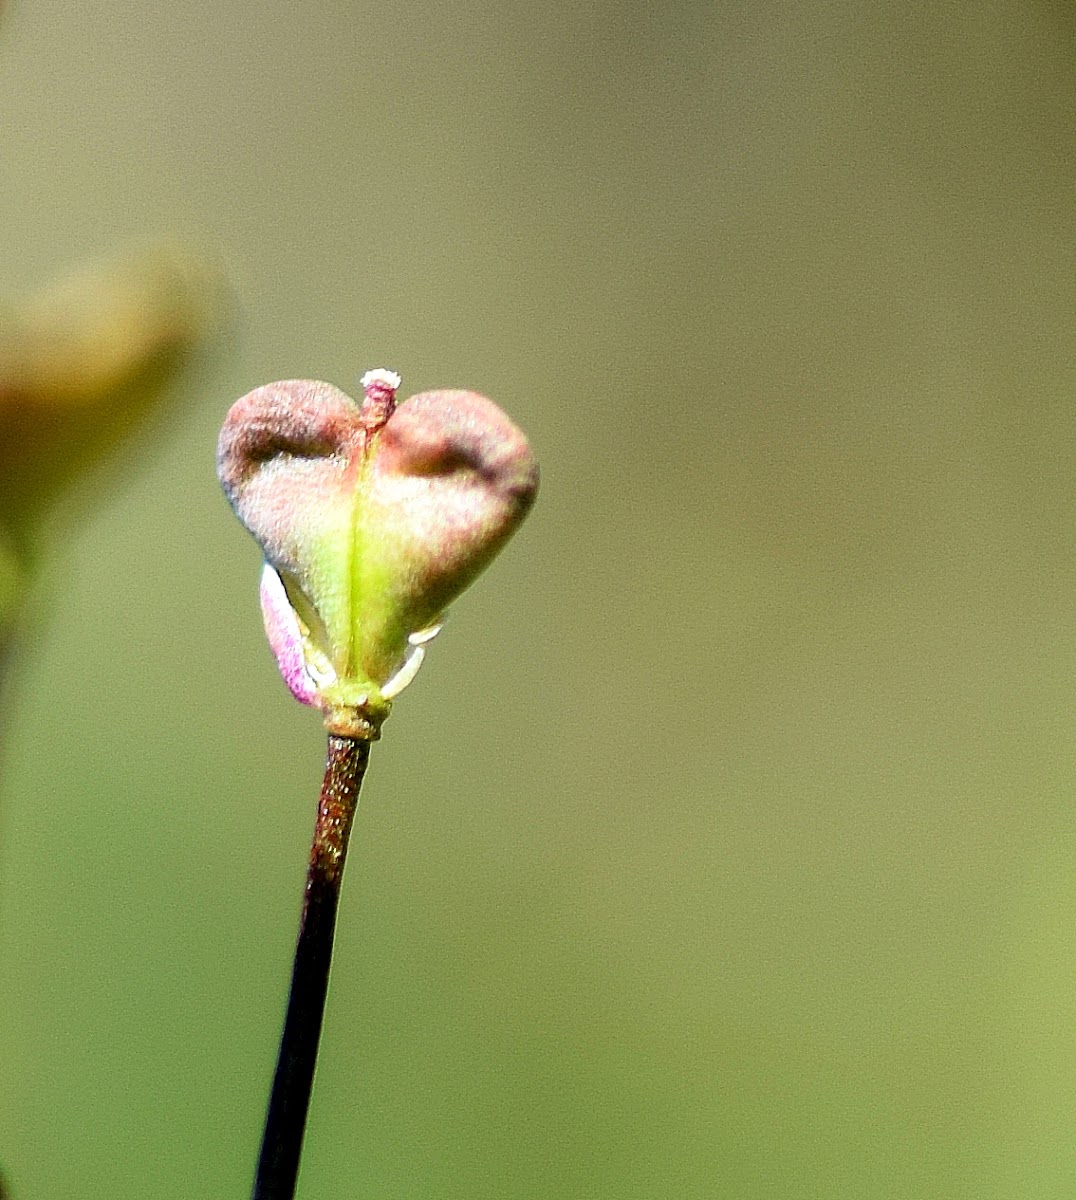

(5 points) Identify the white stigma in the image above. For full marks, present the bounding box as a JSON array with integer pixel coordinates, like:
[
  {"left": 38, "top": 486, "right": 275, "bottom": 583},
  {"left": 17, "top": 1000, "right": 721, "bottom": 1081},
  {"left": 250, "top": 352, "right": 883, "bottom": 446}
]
[{"left": 360, "top": 367, "right": 402, "bottom": 392}]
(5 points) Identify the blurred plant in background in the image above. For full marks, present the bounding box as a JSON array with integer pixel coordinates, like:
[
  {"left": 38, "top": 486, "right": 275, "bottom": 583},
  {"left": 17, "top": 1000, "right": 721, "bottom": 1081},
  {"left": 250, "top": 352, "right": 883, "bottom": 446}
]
[
  {"left": 0, "top": 247, "right": 223, "bottom": 660},
  {"left": 0, "top": 245, "right": 223, "bottom": 1196}
]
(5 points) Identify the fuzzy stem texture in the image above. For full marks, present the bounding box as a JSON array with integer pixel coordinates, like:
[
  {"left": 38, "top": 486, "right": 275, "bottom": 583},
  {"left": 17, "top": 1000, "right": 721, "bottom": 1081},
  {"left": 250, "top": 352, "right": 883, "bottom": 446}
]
[{"left": 253, "top": 735, "right": 371, "bottom": 1200}]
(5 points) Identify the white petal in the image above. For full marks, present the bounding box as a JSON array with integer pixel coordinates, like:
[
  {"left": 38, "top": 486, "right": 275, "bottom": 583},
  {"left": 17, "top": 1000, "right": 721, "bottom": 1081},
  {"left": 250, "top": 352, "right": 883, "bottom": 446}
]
[{"left": 381, "top": 644, "right": 426, "bottom": 699}]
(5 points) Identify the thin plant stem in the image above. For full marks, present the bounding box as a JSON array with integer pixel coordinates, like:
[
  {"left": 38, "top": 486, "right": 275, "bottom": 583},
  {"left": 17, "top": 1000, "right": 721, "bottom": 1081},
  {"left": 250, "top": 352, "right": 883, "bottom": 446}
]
[{"left": 253, "top": 734, "right": 371, "bottom": 1200}]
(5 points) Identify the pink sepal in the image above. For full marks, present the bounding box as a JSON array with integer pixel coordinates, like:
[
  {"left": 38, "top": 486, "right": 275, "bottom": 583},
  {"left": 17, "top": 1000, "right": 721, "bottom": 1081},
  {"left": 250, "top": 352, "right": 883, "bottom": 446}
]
[{"left": 259, "top": 562, "right": 320, "bottom": 707}]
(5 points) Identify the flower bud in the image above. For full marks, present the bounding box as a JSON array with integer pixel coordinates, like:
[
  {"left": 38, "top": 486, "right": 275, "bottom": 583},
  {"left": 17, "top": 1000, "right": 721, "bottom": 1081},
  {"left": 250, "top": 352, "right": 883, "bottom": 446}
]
[{"left": 218, "top": 370, "right": 538, "bottom": 735}]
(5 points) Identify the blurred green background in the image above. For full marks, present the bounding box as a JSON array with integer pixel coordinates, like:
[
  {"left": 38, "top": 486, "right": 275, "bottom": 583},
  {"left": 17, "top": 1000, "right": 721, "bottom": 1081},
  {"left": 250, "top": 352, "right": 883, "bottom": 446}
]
[{"left": 1, "top": 1, "right": 1075, "bottom": 1197}]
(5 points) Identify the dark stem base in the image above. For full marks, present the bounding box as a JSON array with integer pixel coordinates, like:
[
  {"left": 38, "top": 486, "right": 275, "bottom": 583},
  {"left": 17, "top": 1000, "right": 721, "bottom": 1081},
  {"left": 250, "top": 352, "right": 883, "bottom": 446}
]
[{"left": 252, "top": 735, "right": 371, "bottom": 1200}]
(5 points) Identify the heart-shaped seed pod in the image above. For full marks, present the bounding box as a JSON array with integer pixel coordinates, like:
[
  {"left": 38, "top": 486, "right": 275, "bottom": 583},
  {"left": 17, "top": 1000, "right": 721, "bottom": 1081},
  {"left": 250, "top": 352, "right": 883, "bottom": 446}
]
[{"left": 217, "top": 369, "right": 538, "bottom": 735}]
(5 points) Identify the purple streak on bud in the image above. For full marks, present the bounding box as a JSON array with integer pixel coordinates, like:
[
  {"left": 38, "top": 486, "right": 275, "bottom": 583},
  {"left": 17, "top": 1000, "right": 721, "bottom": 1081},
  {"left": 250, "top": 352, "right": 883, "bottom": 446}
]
[{"left": 259, "top": 563, "right": 320, "bottom": 707}]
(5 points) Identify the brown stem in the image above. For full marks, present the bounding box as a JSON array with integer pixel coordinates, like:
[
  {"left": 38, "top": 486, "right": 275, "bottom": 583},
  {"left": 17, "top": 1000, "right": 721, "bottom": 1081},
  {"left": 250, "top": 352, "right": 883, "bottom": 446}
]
[{"left": 252, "top": 735, "right": 371, "bottom": 1200}]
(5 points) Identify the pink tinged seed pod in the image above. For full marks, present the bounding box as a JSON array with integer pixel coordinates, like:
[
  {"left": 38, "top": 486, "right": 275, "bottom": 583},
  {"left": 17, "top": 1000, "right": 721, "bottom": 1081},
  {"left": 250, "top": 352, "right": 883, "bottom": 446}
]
[{"left": 217, "top": 368, "right": 538, "bottom": 730}]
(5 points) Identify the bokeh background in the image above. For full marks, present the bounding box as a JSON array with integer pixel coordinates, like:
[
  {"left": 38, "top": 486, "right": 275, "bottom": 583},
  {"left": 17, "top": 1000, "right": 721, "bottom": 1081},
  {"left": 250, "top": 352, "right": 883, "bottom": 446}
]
[{"left": 1, "top": 1, "right": 1075, "bottom": 1197}]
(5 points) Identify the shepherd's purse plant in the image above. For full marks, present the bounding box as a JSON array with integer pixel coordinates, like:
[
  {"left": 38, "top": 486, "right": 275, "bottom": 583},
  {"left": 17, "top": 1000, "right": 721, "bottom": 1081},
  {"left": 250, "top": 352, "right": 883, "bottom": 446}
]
[{"left": 217, "top": 367, "right": 538, "bottom": 1200}]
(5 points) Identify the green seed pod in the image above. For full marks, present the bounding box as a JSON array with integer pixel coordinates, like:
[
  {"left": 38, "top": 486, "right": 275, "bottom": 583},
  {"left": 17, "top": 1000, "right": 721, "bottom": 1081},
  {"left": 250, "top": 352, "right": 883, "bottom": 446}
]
[{"left": 217, "top": 369, "right": 538, "bottom": 736}]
